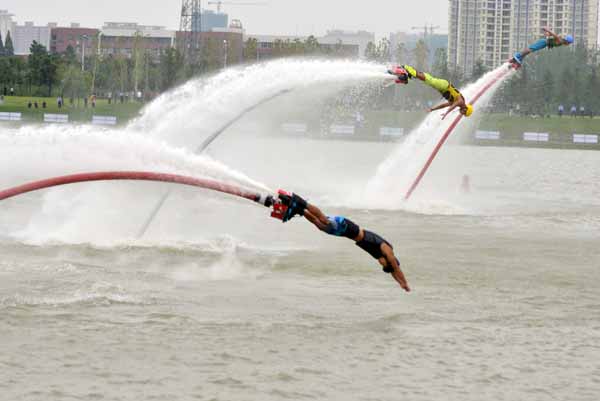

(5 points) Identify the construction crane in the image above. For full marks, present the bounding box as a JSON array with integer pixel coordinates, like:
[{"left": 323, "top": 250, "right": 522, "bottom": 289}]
[
  {"left": 411, "top": 24, "right": 441, "bottom": 39},
  {"left": 179, "top": 0, "right": 202, "bottom": 66},
  {"left": 207, "top": 1, "right": 267, "bottom": 13}
]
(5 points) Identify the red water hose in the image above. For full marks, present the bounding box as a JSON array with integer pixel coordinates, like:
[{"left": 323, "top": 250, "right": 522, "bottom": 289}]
[
  {"left": 0, "top": 171, "right": 267, "bottom": 205},
  {"left": 404, "top": 67, "right": 512, "bottom": 200}
]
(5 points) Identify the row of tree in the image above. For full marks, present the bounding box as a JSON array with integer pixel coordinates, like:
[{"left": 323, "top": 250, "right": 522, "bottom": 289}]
[
  {"left": 0, "top": 41, "right": 190, "bottom": 99},
  {"left": 0, "top": 31, "right": 15, "bottom": 57},
  {"left": 2, "top": 33, "right": 599, "bottom": 115},
  {"left": 0, "top": 34, "right": 356, "bottom": 99},
  {"left": 493, "top": 45, "right": 600, "bottom": 115},
  {"left": 362, "top": 37, "right": 600, "bottom": 115}
]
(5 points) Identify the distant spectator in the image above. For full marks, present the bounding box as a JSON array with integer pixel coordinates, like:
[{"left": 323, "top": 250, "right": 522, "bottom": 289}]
[
  {"left": 10, "top": 87, "right": 14, "bottom": 96},
  {"left": 84, "top": 96, "right": 88, "bottom": 108},
  {"left": 42, "top": 101, "right": 47, "bottom": 109},
  {"left": 558, "top": 104, "right": 564, "bottom": 117},
  {"left": 570, "top": 104, "right": 577, "bottom": 117},
  {"left": 119, "top": 92, "right": 124, "bottom": 104},
  {"left": 2, "top": 87, "right": 6, "bottom": 96},
  {"left": 460, "top": 174, "right": 471, "bottom": 194},
  {"left": 57, "top": 96, "right": 63, "bottom": 109},
  {"left": 28, "top": 101, "right": 32, "bottom": 109},
  {"left": 355, "top": 111, "right": 364, "bottom": 128},
  {"left": 34, "top": 101, "right": 38, "bottom": 109},
  {"left": 91, "top": 94, "right": 96, "bottom": 108},
  {"left": 579, "top": 105, "right": 585, "bottom": 117},
  {"left": 108, "top": 92, "right": 112, "bottom": 105}
]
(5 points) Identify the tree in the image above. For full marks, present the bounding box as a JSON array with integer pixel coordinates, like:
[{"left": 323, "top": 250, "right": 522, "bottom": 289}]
[
  {"left": 394, "top": 42, "right": 406, "bottom": 63},
  {"left": 0, "top": 31, "right": 5, "bottom": 57},
  {"left": 63, "top": 44, "right": 78, "bottom": 66},
  {"left": 4, "top": 30, "right": 14, "bottom": 56},
  {"left": 364, "top": 41, "right": 378, "bottom": 61},
  {"left": 160, "top": 47, "right": 184, "bottom": 91},
  {"left": 412, "top": 39, "right": 429, "bottom": 71},
  {"left": 28, "top": 41, "right": 47, "bottom": 92},
  {"left": 376, "top": 38, "right": 390, "bottom": 63},
  {"left": 432, "top": 48, "right": 448, "bottom": 78},
  {"left": 472, "top": 59, "right": 488, "bottom": 80},
  {"left": 291, "top": 38, "right": 303, "bottom": 55},
  {"left": 304, "top": 35, "right": 320, "bottom": 54},
  {"left": 243, "top": 37, "right": 258, "bottom": 62},
  {"left": 200, "top": 37, "right": 221, "bottom": 71},
  {"left": 59, "top": 62, "right": 87, "bottom": 101}
]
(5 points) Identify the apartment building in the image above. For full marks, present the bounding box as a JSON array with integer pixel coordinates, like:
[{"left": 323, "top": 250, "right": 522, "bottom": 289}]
[{"left": 448, "top": 0, "right": 599, "bottom": 76}]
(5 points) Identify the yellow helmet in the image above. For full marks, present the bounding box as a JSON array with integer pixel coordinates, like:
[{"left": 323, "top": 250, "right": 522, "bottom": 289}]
[{"left": 464, "top": 104, "right": 474, "bottom": 117}]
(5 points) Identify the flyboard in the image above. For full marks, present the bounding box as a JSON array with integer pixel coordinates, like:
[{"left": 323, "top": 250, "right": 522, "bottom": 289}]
[
  {"left": 0, "top": 171, "right": 292, "bottom": 221},
  {"left": 402, "top": 65, "right": 514, "bottom": 200}
]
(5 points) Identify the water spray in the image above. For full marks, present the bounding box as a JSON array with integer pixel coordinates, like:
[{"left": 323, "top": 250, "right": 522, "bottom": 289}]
[{"left": 404, "top": 66, "right": 514, "bottom": 200}]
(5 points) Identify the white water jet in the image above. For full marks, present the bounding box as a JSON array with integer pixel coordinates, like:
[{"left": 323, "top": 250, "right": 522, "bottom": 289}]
[
  {"left": 0, "top": 59, "right": 392, "bottom": 244},
  {"left": 359, "top": 64, "right": 516, "bottom": 211}
]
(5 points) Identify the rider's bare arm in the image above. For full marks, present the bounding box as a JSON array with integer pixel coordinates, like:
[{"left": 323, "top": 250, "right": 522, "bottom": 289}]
[
  {"left": 382, "top": 245, "right": 410, "bottom": 292},
  {"left": 429, "top": 101, "right": 451, "bottom": 112}
]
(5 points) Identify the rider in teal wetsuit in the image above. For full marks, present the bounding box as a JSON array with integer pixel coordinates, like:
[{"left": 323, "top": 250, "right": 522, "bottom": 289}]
[
  {"left": 510, "top": 27, "right": 573, "bottom": 65},
  {"left": 277, "top": 192, "right": 410, "bottom": 291}
]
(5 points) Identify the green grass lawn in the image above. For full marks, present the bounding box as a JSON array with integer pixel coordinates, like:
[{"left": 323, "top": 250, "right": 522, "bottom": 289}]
[
  {"left": 479, "top": 113, "right": 600, "bottom": 136},
  {"left": 364, "top": 110, "right": 600, "bottom": 135},
  {"left": 0, "top": 96, "right": 145, "bottom": 124}
]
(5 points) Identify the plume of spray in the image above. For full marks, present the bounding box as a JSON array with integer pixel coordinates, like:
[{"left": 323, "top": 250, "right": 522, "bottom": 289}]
[
  {"left": 2, "top": 59, "right": 391, "bottom": 245},
  {"left": 0, "top": 125, "right": 270, "bottom": 192},
  {"left": 0, "top": 125, "right": 271, "bottom": 244},
  {"left": 359, "top": 64, "right": 516, "bottom": 212},
  {"left": 130, "top": 58, "right": 391, "bottom": 148}
]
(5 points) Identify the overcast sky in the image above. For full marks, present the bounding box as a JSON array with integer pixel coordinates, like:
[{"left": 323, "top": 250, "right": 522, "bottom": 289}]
[{"left": 2, "top": 0, "right": 449, "bottom": 38}]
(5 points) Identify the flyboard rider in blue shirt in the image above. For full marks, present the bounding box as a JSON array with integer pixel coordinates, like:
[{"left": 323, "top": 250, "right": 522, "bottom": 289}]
[
  {"left": 267, "top": 190, "right": 410, "bottom": 291},
  {"left": 509, "top": 27, "right": 574, "bottom": 66}
]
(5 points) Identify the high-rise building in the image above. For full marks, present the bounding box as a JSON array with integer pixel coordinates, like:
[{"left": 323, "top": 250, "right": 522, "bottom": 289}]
[
  {"left": 448, "top": 0, "right": 599, "bottom": 76},
  {"left": 477, "top": 0, "right": 512, "bottom": 69},
  {"left": 13, "top": 21, "right": 52, "bottom": 55},
  {"left": 511, "top": 0, "right": 599, "bottom": 50},
  {"left": 201, "top": 10, "right": 228, "bottom": 32},
  {"left": 0, "top": 10, "right": 16, "bottom": 41},
  {"left": 448, "top": 0, "right": 480, "bottom": 75}
]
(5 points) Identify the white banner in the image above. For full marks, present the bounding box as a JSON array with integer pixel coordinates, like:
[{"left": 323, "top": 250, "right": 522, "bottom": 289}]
[
  {"left": 475, "top": 130, "right": 500, "bottom": 140},
  {"left": 380, "top": 127, "right": 405, "bottom": 137},
  {"left": 0, "top": 112, "right": 22, "bottom": 121},
  {"left": 92, "top": 115, "right": 118, "bottom": 126},
  {"left": 523, "top": 132, "right": 549, "bottom": 142},
  {"left": 573, "top": 134, "right": 598, "bottom": 144},
  {"left": 329, "top": 124, "right": 355, "bottom": 135},
  {"left": 44, "top": 114, "right": 69, "bottom": 124}
]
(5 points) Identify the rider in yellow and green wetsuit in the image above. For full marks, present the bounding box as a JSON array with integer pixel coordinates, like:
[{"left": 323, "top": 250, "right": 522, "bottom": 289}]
[{"left": 389, "top": 65, "right": 474, "bottom": 120}]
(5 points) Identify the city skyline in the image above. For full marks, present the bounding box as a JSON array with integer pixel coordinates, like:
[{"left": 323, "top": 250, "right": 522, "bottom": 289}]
[{"left": 1, "top": 0, "right": 450, "bottom": 39}]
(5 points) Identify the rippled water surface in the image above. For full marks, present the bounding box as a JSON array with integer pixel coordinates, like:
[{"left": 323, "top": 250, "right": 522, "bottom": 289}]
[{"left": 2, "top": 142, "right": 600, "bottom": 401}]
